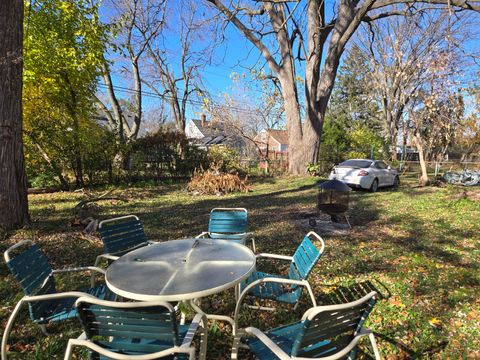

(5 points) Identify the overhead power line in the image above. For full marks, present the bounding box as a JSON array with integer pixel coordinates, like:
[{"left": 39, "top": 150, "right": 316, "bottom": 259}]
[{"left": 96, "top": 83, "right": 260, "bottom": 116}]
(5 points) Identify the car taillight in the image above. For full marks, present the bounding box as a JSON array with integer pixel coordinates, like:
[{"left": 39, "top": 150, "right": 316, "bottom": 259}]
[{"left": 358, "top": 170, "right": 369, "bottom": 176}]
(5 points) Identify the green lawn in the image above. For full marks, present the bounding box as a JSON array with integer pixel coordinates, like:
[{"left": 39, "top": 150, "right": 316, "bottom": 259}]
[{"left": 1, "top": 177, "right": 479, "bottom": 359}]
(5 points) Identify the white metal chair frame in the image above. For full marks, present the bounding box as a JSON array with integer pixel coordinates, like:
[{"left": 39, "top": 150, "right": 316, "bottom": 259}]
[
  {"left": 196, "top": 208, "right": 256, "bottom": 252},
  {"left": 2, "top": 240, "right": 106, "bottom": 360},
  {"left": 240, "top": 231, "right": 325, "bottom": 311},
  {"left": 64, "top": 297, "right": 208, "bottom": 360},
  {"left": 232, "top": 292, "right": 381, "bottom": 360}
]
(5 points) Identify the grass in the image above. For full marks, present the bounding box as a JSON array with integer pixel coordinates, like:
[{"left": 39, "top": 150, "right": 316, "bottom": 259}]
[{"left": 1, "top": 176, "right": 479, "bottom": 359}]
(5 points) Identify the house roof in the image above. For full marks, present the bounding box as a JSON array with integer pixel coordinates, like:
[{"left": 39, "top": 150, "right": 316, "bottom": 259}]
[
  {"left": 191, "top": 119, "right": 226, "bottom": 138},
  {"left": 265, "top": 129, "right": 288, "bottom": 145}
]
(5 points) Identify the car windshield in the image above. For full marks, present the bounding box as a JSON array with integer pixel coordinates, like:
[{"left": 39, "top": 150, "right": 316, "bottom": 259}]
[{"left": 338, "top": 160, "right": 372, "bottom": 168}]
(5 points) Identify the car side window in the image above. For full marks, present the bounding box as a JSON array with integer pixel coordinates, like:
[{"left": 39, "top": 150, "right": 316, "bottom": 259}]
[{"left": 376, "top": 162, "right": 387, "bottom": 169}]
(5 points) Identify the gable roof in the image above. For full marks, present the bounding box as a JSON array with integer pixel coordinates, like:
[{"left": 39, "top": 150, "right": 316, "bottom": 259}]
[
  {"left": 191, "top": 119, "right": 226, "bottom": 138},
  {"left": 265, "top": 129, "right": 288, "bottom": 145}
]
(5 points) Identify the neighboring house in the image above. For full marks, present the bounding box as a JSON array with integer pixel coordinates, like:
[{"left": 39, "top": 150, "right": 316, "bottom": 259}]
[
  {"left": 185, "top": 114, "right": 246, "bottom": 151},
  {"left": 254, "top": 128, "right": 289, "bottom": 153},
  {"left": 254, "top": 128, "right": 289, "bottom": 171}
]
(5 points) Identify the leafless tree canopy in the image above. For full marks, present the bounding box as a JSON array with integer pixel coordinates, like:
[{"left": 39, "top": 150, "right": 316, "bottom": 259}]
[
  {"left": 354, "top": 10, "right": 475, "bottom": 161},
  {"left": 205, "top": 0, "right": 480, "bottom": 174}
]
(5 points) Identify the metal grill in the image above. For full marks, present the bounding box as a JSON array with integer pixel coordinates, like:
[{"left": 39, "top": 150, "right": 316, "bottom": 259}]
[{"left": 317, "top": 179, "right": 352, "bottom": 227}]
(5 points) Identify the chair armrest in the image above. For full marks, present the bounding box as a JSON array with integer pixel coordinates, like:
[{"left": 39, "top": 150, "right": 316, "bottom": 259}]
[
  {"left": 195, "top": 232, "right": 209, "bottom": 239},
  {"left": 64, "top": 339, "right": 196, "bottom": 360},
  {"left": 52, "top": 266, "right": 106, "bottom": 275},
  {"left": 94, "top": 253, "right": 120, "bottom": 268},
  {"left": 256, "top": 253, "right": 293, "bottom": 261},
  {"left": 233, "top": 278, "right": 317, "bottom": 336},
  {"left": 243, "top": 327, "right": 291, "bottom": 360},
  {"left": 24, "top": 291, "right": 98, "bottom": 303},
  {"left": 180, "top": 313, "right": 208, "bottom": 348},
  {"left": 2, "top": 292, "right": 98, "bottom": 360},
  {"left": 52, "top": 266, "right": 107, "bottom": 288}
]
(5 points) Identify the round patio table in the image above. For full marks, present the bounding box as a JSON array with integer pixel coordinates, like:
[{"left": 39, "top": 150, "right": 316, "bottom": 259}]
[{"left": 105, "top": 238, "right": 256, "bottom": 302}]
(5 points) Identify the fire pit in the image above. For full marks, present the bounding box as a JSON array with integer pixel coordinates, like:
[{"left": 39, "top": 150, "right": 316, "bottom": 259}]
[{"left": 317, "top": 179, "right": 352, "bottom": 228}]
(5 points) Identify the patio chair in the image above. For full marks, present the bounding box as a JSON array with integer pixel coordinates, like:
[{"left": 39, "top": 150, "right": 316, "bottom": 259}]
[
  {"left": 239, "top": 231, "right": 325, "bottom": 310},
  {"left": 64, "top": 297, "right": 208, "bottom": 360},
  {"left": 2, "top": 240, "right": 113, "bottom": 360},
  {"left": 231, "top": 291, "right": 381, "bottom": 360},
  {"left": 95, "top": 215, "right": 153, "bottom": 268},
  {"left": 196, "top": 208, "right": 256, "bottom": 251}
]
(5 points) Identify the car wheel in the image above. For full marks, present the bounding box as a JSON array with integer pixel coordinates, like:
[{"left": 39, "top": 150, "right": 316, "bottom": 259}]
[
  {"left": 393, "top": 176, "right": 400, "bottom": 188},
  {"left": 370, "top": 178, "right": 378, "bottom": 193}
]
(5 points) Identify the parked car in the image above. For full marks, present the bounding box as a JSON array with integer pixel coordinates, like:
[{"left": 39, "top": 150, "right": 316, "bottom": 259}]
[{"left": 329, "top": 159, "right": 399, "bottom": 192}]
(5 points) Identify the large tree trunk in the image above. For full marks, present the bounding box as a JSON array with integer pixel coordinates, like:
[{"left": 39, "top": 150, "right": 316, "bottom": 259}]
[{"left": 0, "top": 0, "right": 30, "bottom": 231}]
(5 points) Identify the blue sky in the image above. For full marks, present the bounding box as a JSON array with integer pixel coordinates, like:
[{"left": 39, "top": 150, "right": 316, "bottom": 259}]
[{"left": 98, "top": 1, "right": 480, "bottom": 124}]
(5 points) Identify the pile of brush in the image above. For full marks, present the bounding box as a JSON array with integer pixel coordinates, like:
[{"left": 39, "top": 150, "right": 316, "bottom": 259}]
[{"left": 187, "top": 163, "right": 250, "bottom": 195}]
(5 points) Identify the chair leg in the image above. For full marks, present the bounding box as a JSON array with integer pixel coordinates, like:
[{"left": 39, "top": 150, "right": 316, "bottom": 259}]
[
  {"left": 345, "top": 214, "right": 352, "bottom": 229},
  {"left": 235, "top": 284, "right": 240, "bottom": 303},
  {"left": 199, "top": 316, "right": 208, "bottom": 360},
  {"left": 231, "top": 331, "right": 244, "bottom": 360},
  {"left": 63, "top": 340, "right": 74, "bottom": 360},
  {"left": 369, "top": 333, "right": 381, "bottom": 360},
  {"left": 2, "top": 300, "right": 24, "bottom": 360},
  {"left": 39, "top": 324, "right": 50, "bottom": 336},
  {"left": 91, "top": 256, "right": 102, "bottom": 287}
]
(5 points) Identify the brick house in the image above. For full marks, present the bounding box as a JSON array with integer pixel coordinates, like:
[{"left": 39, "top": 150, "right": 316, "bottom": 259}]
[{"left": 254, "top": 129, "right": 289, "bottom": 170}]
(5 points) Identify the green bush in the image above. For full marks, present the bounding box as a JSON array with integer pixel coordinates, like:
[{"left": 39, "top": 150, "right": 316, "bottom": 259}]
[
  {"left": 29, "top": 171, "right": 59, "bottom": 188},
  {"left": 131, "top": 129, "right": 207, "bottom": 180}
]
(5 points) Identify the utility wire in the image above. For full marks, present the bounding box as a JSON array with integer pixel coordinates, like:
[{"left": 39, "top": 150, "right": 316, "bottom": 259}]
[{"left": 96, "top": 82, "right": 260, "bottom": 115}]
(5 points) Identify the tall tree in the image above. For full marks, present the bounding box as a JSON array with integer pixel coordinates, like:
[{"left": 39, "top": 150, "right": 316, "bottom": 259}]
[
  {"left": 206, "top": 0, "right": 480, "bottom": 174},
  {"left": 142, "top": 0, "right": 219, "bottom": 133},
  {"left": 328, "top": 44, "right": 381, "bottom": 130},
  {"left": 409, "top": 50, "right": 464, "bottom": 185},
  {"left": 0, "top": 0, "right": 30, "bottom": 231},
  {"left": 23, "top": 0, "right": 107, "bottom": 188},
  {"left": 96, "top": 0, "right": 166, "bottom": 162},
  {"left": 354, "top": 11, "right": 468, "bottom": 160}
]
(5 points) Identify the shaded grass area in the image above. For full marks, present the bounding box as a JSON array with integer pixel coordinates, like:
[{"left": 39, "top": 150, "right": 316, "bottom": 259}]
[{"left": 1, "top": 177, "right": 479, "bottom": 359}]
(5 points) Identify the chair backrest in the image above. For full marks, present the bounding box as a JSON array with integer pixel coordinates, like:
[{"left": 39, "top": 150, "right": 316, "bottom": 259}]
[
  {"left": 208, "top": 208, "right": 248, "bottom": 239},
  {"left": 291, "top": 292, "right": 377, "bottom": 358},
  {"left": 4, "top": 240, "right": 57, "bottom": 321},
  {"left": 288, "top": 231, "right": 325, "bottom": 281},
  {"left": 98, "top": 215, "right": 148, "bottom": 254},
  {"left": 75, "top": 297, "right": 179, "bottom": 357}
]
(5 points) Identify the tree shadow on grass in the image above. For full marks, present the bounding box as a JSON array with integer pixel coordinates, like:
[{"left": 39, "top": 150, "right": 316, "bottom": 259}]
[{"left": 127, "top": 183, "right": 319, "bottom": 241}]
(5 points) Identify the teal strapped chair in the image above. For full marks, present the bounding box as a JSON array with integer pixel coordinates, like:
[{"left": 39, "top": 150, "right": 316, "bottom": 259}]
[
  {"left": 231, "top": 292, "right": 381, "bottom": 360},
  {"left": 64, "top": 297, "right": 208, "bottom": 360},
  {"left": 196, "top": 208, "right": 255, "bottom": 251},
  {"left": 240, "top": 231, "right": 325, "bottom": 310},
  {"left": 2, "top": 240, "right": 112, "bottom": 360},
  {"left": 95, "top": 215, "right": 153, "bottom": 268}
]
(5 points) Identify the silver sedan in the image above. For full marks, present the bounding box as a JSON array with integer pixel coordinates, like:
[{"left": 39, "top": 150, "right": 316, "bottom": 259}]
[{"left": 329, "top": 159, "right": 399, "bottom": 192}]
